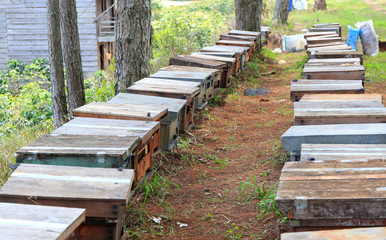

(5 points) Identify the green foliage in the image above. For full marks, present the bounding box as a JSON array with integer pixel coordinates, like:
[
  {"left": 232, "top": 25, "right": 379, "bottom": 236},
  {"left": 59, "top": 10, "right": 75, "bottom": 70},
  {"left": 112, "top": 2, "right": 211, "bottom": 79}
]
[
  {"left": 151, "top": 0, "right": 234, "bottom": 72},
  {"left": 363, "top": 52, "right": 386, "bottom": 83},
  {"left": 84, "top": 70, "right": 115, "bottom": 103}
]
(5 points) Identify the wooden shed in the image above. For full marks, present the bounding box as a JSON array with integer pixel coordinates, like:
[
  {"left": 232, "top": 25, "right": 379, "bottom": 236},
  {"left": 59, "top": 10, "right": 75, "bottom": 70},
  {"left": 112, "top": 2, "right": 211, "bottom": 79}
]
[{"left": 0, "top": 0, "right": 116, "bottom": 72}]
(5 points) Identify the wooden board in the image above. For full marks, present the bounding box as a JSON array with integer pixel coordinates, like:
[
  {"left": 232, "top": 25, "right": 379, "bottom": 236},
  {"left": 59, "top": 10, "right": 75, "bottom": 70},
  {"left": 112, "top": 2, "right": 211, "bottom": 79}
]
[
  {"left": 309, "top": 51, "right": 363, "bottom": 64},
  {"left": 200, "top": 45, "right": 248, "bottom": 68},
  {"left": 309, "top": 27, "right": 340, "bottom": 36},
  {"left": 281, "top": 123, "right": 386, "bottom": 160},
  {"left": 127, "top": 78, "right": 200, "bottom": 99},
  {"left": 300, "top": 94, "right": 383, "bottom": 102},
  {"left": 219, "top": 34, "right": 257, "bottom": 43},
  {"left": 303, "top": 66, "right": 365, "bottom": 80},
  {"left": 150, "top": 71, "right": 213, "bottom": 109},
  {"left": 228, "top": 29, "right": 260, "bottom": 37},
  {"left": 190, "top": 52, "right": 238, "bottom": 78},
  {"left": 109, "top": 93, "right": 185, "bottom": 150},
  {"left": 215, "top": 40, "right": 254, "bottom": 58},
  {"left": 306, "top": 42, "right": 346, "bottom": 49},
  {"left": 16, "top": 134, "right": 140, "bottom": 168},
  {"left": 306, "top": 37, "right": 342, "bottom": 45},
  {"left": 276, "top": 159, "right": 386, "bottom": 227},
  {"left": 282, "top": 227, "right": 386, "bottom": 240},
  {"left": 290, "top": 80, "right": 364, "bottom": 102},
  {"left": 300, "top": 144, "right": 386, "bottom": 161},
  {"left": 72, "top": 102, "right": 168, "bottom": 121},
  {"left": 0, "top": 202, "right": 85, "bottom": 240},
  {"left": 294, "top": 106, "right": 386, "bottom": 125},
  {"left": 304, "top": 31, "right": 337, "bottom": 39},
  {"left": 306, "top": 58, "right": 361, "bottom": 65},
  {"left": 307, "top": 45, "right": 352, "bottom": 52},
  {"left": 166, "top": 57, "right": 225, "bottom": 88},
  {"left": 0, "top": 164, "right": 134, "bottom": 218}
]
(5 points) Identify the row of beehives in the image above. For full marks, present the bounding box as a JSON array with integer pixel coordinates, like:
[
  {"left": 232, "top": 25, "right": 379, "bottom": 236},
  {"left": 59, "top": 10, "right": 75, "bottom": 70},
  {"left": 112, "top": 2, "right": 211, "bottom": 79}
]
[
  {"left": 0, "top": 28, "right": 270, "bottom": 240},
  {"left": 277, "top": 23, "right": 386, "bottom": 239}
]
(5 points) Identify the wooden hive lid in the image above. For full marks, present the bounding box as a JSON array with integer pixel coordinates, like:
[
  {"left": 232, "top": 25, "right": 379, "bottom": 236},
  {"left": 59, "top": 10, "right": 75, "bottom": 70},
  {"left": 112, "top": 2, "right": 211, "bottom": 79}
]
[
  {"left": 300, "top": 94, "right": 383, "bottom": 102},
  {"left": 228, "top": 29, "right": 260, "bottom": 36},
  {"left": 161, "top": 65, "right": 220, "bottom": 74},
  {"left": 168, "top": 55, "right": 227, "bottom": 68},
  {"left": 52, "top": 117, "right": 160, "bottom": 141},
  {"left": 281, "top": 227, "right": 386, "bottom": 240},
  {"left": 72, "top": 102, "right": 168, "bottom": 121},
  {"left": 0, "top": 164, "right": 134, "bottom": 218},
  {"left": 16, "top": 134, "right": 140, "bottom": 158},
  {"left": 0, "top": 202, "right": 86, "bottom": 240},
  {"left": 109, "top": 93, "right": 186, "bottom": 113},
  {"left": 150, "top": 70, "right": 212, "bottom": 83}
]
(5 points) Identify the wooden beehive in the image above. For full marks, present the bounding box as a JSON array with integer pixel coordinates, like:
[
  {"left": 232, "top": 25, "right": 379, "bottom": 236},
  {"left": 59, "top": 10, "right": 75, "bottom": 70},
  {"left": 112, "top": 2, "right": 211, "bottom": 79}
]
[
  {"left": 109, "top": 92, "right": 187, "bottom": 150},
  {"left": 281, "top": 123, "right": 386, "bottom": 161},
  {"left": 166, "top": 57, "right": 225, "bottom": 88},
  {"left": 276, "top": 159, "right": 386, "bottom": 228},
  {"left": 16, "top": 134, "right": 140, "bottom": 169},
  {"left": 0, "top": 202, "right": 85, "bottom": 240},
  {"left": 201, "top": 45, "right": 248, "bottom": 69},
  {"left": 294, "top": 100, "right": 386, "bottom": 125},
  {"left": 215, "top": 40, "right": 254, "bottom": 58},
  {"left": 126, "top": 78, "right": 199, "bottom": 129},
  {"left": 219, "top": 34, "right": 258, "bottom": 50},
  {"left": 0, "top": 164, "right": 134, "bottom": 240},
  {"left": 300, "top": 144, "right": 386, "bottom": 161},
  {"left": 191, "top": 51, "right": 241, "bottom": 73},
  {"left": 299, "top": 93, "right": 383, "bottom": 102},
  {"left": 290, "top": 79, "right": 364, "bottom": 102},
  {"left": 303, "top": 65, "right": 365, "bottom": 81},
  {"left": 50, "top": 117, "right": 160, "bottom": 183},
  {"left": 281, "top": 227, "right": 386, "bottom": 239},
  {"left": 150, "top": 70, "right": 213, "bottom": 110}
]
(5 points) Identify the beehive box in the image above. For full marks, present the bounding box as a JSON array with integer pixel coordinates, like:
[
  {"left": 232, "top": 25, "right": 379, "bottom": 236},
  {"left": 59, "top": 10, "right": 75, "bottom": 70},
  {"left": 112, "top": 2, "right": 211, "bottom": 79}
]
[
  {"left": 299, "top": 93, "right": 383, "bottom": 102},
  {"left": 0, "top": 202, "right": 85, "bottom": 240},
  {"left": 126, "top": 78, "right": 199, "bottom": 129},
  {"left": 201, "top": 45, "right": 248, "bottom": 69},
  {"left": 150, "top": 70, "right": 213, "bottom": 109},
  {"left": 219, "top": 34, "right": 258, "bottom": 50},
  {"left": 276, "top": 160, "right": 386, "bottom": 228},
  {"left": 109, "top": 92, "right": 187, "bottom": 150},
  {"left": 0, "top": 164, "right": 134, "bottom": 240},
  {"left": 294, "top": 100, "right": 386, "bottom": 125},
  {"left": 191, "top": 51, "right": 241, "bottom": 73},
  {"left": 215, "top": 40, "right": 254, "bottom": 58},
  {"left": 281, "top": 123, "right": 386, "bottom": 161},
  {"left": 50, "top": 117, "right": 159, "bottom": 183},
  {"left": 300, "top": 144, "right": 386, "bottom": 161},
  {"left": 281, "top": 227, "right": 386, "bottom": 239},
  {"left": 290, "top": 80, "right": 364, "bottom": 102},
  {"left": 166, "top": 57, "right": 224, "bottom": 88}
]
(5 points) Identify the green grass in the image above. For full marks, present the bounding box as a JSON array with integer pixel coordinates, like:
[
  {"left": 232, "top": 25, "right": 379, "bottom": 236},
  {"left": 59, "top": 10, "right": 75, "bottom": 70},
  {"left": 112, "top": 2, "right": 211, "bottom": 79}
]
[{"left": 288, "top": 0, "right": 385, "bottom": 38}]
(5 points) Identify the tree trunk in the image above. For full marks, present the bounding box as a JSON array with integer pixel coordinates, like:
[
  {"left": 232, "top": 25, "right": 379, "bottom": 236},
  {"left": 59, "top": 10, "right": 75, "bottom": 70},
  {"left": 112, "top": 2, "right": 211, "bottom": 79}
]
[
  {"left": 47, "top": 0, "right": 67, "bottom": 128},
  {"left": 235, "top": 0, "right": 263, "bottom": 52},
  {"left": 115, "top": 0, "right": 152, "bottom": 94},
  {"left": 59, "top": 0, "right": 85, "bottom": 113},
  {"left": 273, "top": 0, "right": 290, "bottom": 24},
  {"left": 235, "top": 0, "right": 262, "bottom": 32}
]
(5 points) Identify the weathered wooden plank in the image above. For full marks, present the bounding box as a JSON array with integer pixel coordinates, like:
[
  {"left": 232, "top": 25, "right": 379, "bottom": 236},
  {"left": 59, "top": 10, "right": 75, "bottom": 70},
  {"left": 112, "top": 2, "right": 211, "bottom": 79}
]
[
  {"left": 150, "top": 70, "right": 213, "bottom": 109},
  {"left": 109, "top": 93, "right": 185, "bottom": 150},
  {"left": 219, "top": 34, "right": 257, "bottom": 42},
  {"left": 16, "top": 134, "right": 140, "bottom": 168},
  {"left": 201, "top": 45, "right": 248, "bottom": 64},
  {"left": 309, "top": 51, "right": 364, "bottom": 64},
  {"left": 228, "top": 29, "right": 260, "bottom": 37},
  {"left": 0, "top": 202, "right": 85, "bottom": 240},
  {"left": 281, "top": 227, "right": 386, "bottom": 240},
  {"left": 304, "top": 31, "right": 337, "bottom": 39},
  {"left": 306, "top": 37, "right": 342, "bottom": 45},
  {"left": 300, "top": 94, "right": 383, "bottom": 102},
  {"left": 306, "top": 42, "right": 346, "bottom": 49},
  {"left": 300, "top": 144, "right": 386, "bottom": 161},
  {"left": 276, "top": 159, "right": 386, "bottom": 227},
  {"left": 303, "top": 66, "right": 365, "bottom": 80},
  {"left": 307, "top": 45, "right": 352, "bottom": 52},
  {"left": 0, "top": 164, "right": 134, "bottom": 218},
  {"left": 281, "top": 123, "right": 386, "bottom": 160},
  {"left": 72, "top": 102, "right": 168, "bottom": 121},
  {"left": 290, "top": 80, "right": 364, "bottom": 102}
]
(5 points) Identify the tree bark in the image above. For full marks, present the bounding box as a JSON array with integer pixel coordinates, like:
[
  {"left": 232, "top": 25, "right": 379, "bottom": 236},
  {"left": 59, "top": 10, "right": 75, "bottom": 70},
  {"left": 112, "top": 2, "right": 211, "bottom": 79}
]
[
  {"left": 115, "top": 0, "right": 152, "bottom": 94},
  {"left": 273, "top": 0, "right": 290, "bottom": 24},
  {"left": 59, "top": 0, "right": 85, "bottom": 113},
  {"left": 235, "top": 0, "right": 262, "bottom": 32},
  {"left": 47, "top": 0, "right": 68, "bottom": 128}
]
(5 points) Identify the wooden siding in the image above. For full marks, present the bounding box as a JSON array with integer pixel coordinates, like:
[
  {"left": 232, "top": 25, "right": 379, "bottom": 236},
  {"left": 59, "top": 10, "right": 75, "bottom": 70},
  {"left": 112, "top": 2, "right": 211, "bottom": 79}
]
[{"left": 0, "top": 0, "right": 99, "bottom": 73}]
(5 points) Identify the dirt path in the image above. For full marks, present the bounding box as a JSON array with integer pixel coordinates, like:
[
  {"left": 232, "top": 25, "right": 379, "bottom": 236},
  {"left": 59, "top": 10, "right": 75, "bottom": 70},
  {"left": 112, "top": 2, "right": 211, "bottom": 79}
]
[
  {"left": 363, "top": 0, "right": 386, "bottom": 13},
  {"left": 126, "top": 50, "right": 303, "bottom": 239}
]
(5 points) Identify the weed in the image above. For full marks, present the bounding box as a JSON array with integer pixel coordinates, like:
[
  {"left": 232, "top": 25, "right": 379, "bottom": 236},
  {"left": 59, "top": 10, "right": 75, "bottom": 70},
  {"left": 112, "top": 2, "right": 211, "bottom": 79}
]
[
  {"left": 204, "top": 153, "right": 229, "bottom": 168},
  {"left": 177, "top": 137, "right": 191, "bottom": 150},
  {"left": 141, "top": 172, "right": 180, "bottom": 204},
  {"left": 277, "top": 105, "right": 293, "bottom": 115}
]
